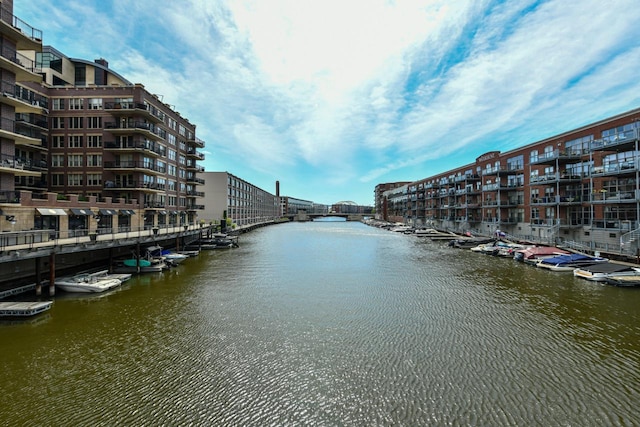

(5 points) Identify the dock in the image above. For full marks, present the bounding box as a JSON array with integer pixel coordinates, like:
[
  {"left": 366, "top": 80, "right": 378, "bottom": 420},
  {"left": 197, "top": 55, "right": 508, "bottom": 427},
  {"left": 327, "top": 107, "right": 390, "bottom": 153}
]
[{"left": 0, "top": 301, "right": 53, "bottom": 317}]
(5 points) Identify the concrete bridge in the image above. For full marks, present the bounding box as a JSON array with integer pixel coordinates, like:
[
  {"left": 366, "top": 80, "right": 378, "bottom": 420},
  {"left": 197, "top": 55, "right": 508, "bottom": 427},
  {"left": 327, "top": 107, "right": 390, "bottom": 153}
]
[{"left": 290, "top": 212, "right": 367, "bottom": 222}]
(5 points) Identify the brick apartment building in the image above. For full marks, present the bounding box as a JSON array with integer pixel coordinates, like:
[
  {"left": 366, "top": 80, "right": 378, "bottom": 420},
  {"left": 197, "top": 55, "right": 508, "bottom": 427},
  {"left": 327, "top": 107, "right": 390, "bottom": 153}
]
[
  {"left": 0, "top": 2, "right": 205, "bottom": 237},
  {"left": 377, "top": 108, "right": 640, "bottom": 255}
]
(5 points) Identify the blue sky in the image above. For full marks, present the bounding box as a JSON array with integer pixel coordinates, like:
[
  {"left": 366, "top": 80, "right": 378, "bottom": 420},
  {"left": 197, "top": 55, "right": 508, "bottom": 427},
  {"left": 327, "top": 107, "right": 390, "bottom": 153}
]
[{"left": 16, "top": 0, "right": 640, "bottom": 206}]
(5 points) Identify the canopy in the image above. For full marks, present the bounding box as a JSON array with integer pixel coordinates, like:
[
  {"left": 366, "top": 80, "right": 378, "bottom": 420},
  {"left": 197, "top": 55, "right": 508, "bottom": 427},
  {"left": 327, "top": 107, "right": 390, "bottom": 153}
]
[
  {"left": 119, "top": 209, "right": 136, "bottom": 215},
  {"left": 69, "top": 208, "right": 94, "bottom": 216},
  {"left": 98, "top": 209, "right": 118, "bottom": 215},
  {"left": 36, "top": 208, "right": 67, "bottom": 216}
]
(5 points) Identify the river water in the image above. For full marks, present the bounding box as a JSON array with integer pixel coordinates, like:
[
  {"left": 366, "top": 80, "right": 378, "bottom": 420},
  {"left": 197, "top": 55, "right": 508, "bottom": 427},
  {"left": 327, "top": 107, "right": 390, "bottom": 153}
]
[{"left": 1, "top": 220, "right": 639, "bottom": 426}]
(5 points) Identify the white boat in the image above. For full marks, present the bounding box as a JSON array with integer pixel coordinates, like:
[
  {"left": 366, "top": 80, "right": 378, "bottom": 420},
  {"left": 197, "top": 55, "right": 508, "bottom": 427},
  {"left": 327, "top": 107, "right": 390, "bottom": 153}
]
[
  {"left": 145, "top": 246, "right": 189, "bottom": 265},
  {"left": 55, "top": 270, "right": 123, "bottom": 293}
]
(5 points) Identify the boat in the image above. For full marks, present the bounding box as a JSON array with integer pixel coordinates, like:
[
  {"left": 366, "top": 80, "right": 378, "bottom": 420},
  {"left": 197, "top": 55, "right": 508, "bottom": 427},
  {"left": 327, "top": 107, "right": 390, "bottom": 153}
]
[
  {"left": 573, "top": 263, "right": 640, "bottom": 282},
  {"left": 536, "top": 253, "right": 609, "bottom": 272},
  {"left": 145, "top": 246, "right": 189, "bottom": 266},
  {"left": 112, "top": 257, "right": 166, "bottom": 274},
  {"left": 605, "top": 274, "right": 640, "bottom": 287},
  {"left": 176, "top": 249, "right": 200, "bottom": 257},
  {"left": 513, "top": 246, "right": 570, "bottom": 264},
  {"left": 190, "top": 233, "right": 239, "bottom": 250},
  {"left": 451, "top": 237, "right": 495, "bottom": 249},
  {"left": 55, "top": 270, "right": 122, "bottom": 293}
]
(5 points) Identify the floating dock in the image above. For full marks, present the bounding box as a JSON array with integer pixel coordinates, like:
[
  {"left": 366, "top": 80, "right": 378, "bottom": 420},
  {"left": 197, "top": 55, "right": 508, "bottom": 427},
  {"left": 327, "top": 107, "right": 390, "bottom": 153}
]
[{"left": 0, "top": 301, "right": 52, "bottom": 317}]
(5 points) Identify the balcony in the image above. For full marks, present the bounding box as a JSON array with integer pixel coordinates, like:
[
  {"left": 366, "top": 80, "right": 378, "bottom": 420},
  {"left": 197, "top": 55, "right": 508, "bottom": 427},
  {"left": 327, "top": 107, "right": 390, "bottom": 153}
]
[
  {"left": 186, "top": 148, "right": 205, "bottom": 160},
  {"left": 0, "top": 155, "right": 42, "bottom": 177},
  {"left": 104, "top": 101, "right": 165, "bottom": 123},
  {"left": 1, "top": 81, "right": 47, "bottom": 113},
  {"left": 104, "top": 120, "right": 164, "bottom": 141},
  {"left": 104, "top": 180, "right": 165, "bottom": 193},
  {"left": 530, "top": 149, "right": 583, "bottom": 165},
  {"left": 591, "top": 129, "right": 638, "bottom": 152},
  {"left": 188, "top": 136, "right": 205, "bottom": 148},
  {"left": 0, "top": 45, "right": 41, "bottom": 82},
  {"left": 186, "top": 174, "right": 205, "bottom": 185},
  {"left": 590, "top": 158, "right": 638, "bottom": 177},
  {"left": 0, "top": 7, "right": 43, "bottom": 50},
  {"left": 15, "top": 113, "right": 47, "bottom": 129},
  {"left": 186, "top": 190, "right": 205, "bottom": 197},
  {"left": 186, "top": 162, "right": 204, "bottom": 172},
  {"left": 104, "top": 140, "right": 166, "bottom": 157},
  {"left": 590, "top": 190, "right": 638, "bottom": 204},
  {"left": 0, "top": 117, "right": 41, "bottom": 146},
  {"left": 103, "top": 160, "right": 166, "bottom": 175},
  {"left": 186, "top": 204, "right": 205, "bottom": 211}
]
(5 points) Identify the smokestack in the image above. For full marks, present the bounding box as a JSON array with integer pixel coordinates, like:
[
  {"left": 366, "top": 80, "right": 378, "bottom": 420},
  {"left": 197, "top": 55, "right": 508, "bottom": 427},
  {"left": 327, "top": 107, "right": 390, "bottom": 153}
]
[{"left": 276, "top": 181, "right": 280, "bottom": 197}]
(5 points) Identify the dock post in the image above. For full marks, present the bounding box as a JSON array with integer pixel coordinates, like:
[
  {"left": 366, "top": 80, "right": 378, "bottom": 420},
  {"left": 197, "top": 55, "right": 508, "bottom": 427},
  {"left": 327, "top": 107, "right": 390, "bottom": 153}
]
[
  {"left": 34, "top": 257, "right": 41, "bottom": 296},
  {"left": 49, "top": 252, "right": 56, "bottom": 296}
]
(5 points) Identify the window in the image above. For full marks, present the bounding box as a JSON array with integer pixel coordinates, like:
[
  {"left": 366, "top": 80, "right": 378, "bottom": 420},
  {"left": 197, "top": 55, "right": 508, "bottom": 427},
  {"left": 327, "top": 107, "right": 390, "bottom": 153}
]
[
  {"left": 51, "top": 173, "right": 64, "bottom": 186},
  {"left": 168, "top": 149, "right": 176, "bottom": 161},
  {"left": 51, "top": 135, "right": 64, "bottom": 148},
  {"left": 68, "top": 155, "right": 84, "bottom": 167},
  {"left": 51, "top": 154, "right": 64, "bottom": 167},
  {"left": 68, "top": 174, "right": 83, "bottom": 186},
  {"left": 86, "top": 173, "right": 102, "bottom": 186},
  {"left": 52, "top": 98, "right": 65, "bottom": 110},
  {"left": 167, "top": 134, "right": 176, "bottom": 146},
  {"left": 88, "top": 98, "right": 102, "bottom": 110},
  {"left": 52, "top": 117, "right": 65, "bottom": 129},
  {"left": 87, "top": 116, "right": 102, "bottom": 129},
  {"left": 507, "top": 155, "right": 523, "bottom": 171},
  {"left": 75, "top": 65, "right": 86, "bottom": 85},
  {"left": 69, "top": 98, "right": 84, "bottom": 110},
  {"left": 86, "top": 154, "right": 102, "bottom": 167},
  {"left": 69, "top": 135, "right": 83, "bottom": 148},
  {"left": 69, "top": 117, "right": 83, "bottom": 129},
  {"left": 87, "top": 135, "right": 102, "bottom": 148}
]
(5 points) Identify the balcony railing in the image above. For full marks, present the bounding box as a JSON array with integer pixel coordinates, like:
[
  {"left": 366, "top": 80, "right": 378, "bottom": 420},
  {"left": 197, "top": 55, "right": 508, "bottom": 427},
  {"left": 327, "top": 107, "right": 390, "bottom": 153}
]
[{"left": 0, "top": 6, "right": 43, "bottom": 43}]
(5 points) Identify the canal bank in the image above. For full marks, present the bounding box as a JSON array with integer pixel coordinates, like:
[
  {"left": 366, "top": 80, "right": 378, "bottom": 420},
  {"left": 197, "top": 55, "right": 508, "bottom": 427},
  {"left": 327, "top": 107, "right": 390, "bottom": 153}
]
[{"left": 0, "top": 219, "right": 284, "bottom": 296}]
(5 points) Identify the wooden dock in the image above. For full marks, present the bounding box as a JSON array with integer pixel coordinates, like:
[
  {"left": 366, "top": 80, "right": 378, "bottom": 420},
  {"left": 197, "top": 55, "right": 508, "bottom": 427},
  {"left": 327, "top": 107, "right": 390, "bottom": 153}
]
[{"left": 0, "top": 301, "right": 52, "bottom": 317}]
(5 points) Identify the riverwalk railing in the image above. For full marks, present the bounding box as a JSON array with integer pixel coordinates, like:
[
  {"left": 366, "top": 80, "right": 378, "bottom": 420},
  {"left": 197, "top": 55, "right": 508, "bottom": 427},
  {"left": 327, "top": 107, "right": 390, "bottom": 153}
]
[{"left": 0, "top": 224, "right": 200, "bottom": 253}]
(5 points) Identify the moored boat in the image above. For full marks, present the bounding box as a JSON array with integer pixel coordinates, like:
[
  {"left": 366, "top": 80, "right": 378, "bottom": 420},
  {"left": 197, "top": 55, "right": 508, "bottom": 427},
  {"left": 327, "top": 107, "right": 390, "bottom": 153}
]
[
  {"left": 112, "top": 257, "right": 166, "bottom": 274},
  {"left": 514, "top": 246, "right": 570, "bottom": 264},
  {"left": 573, "top": 263, "right": 640, "bottom": 282},
  {"left": 537, "top": 253, "right": 608, "bottom": 272},
  {"left": 55, "top": 270, "right": 122, "bottom": 293}
]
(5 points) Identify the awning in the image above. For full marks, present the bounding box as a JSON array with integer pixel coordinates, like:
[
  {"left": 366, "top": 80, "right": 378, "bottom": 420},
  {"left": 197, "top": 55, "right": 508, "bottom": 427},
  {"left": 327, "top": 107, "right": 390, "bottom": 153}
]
[
  {"left": 36, "top": 208, "right": 67, "bottom": 216},
  {"left": 70, "top": 208, "right": 94, "bottom": 216},
  {"left": 98, "top": 209, "right": 118, "bottom": 215},
  {"left": 158, "top": 210, "right": 167, "bottom": 215},
  {"left": 170, "top": 211, "right": 178, "bottom": 215},
  {"left": 119, "top": 209, "right": 136, "bottom": 215}
]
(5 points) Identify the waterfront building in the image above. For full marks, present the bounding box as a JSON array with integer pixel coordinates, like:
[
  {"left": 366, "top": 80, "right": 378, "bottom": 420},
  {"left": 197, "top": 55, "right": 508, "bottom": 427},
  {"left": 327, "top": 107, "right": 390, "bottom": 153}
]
[
  {"left": 375, "top": 108, "right": 640, "bottom": 255},
  {"left": 0, "top": 3, "right": 46, "bottom": 225},
  {"left": 0, "top": 11, "right": 205, "bottom": 237},
  {"left": 331, "top": 201, "right": 374, "bottom": 215},
  {"left": 199, "top": 171, "right": 279, "bottom": 228},
  {"left": 374, "top": 182, "right": 411, "bottom": 221},
  {"left": 281, "top": 196, "right": 325, "bottom": 216}
]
